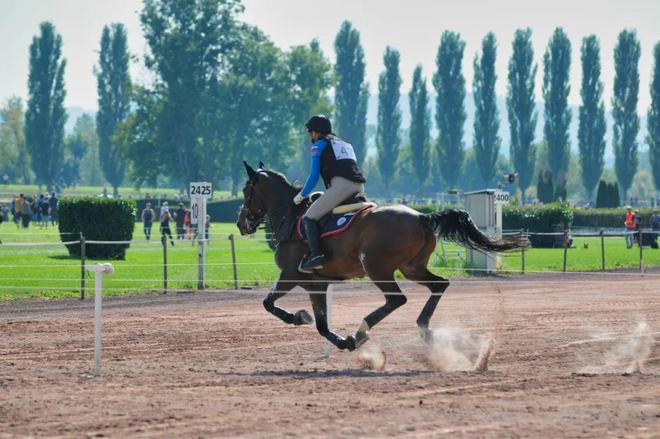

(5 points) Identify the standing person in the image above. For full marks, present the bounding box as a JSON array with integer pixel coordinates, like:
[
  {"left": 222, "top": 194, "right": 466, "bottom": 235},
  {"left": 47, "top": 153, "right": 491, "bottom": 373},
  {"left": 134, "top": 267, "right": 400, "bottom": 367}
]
[
  {"left": 292, "top": 115, "right": 366, "bottom": 272},
  {"left": 174, "top": 203, "right": 186, "bottom": 240},
  {"left": 650, "top": 209, "right": 660, "bottom": 249},
  {"left": 160, "top": 209, "right": 175, "bottom": 246},
  {"left": 48, "top": 192, "right": 58, "bottom": 225},
  {"left": 204, "top": 214, "right": 211, "bottom": 241},
  {"left": 624, "top": 206, "right": 635, "bottom": 249},
  {"left": 20, "top": 196, "right": 32, "bottom": 228},
  {"left": 11, "top": 196, "right": 18, "bottom": 228},
  {"left": 141, "top": 203, "right": 155, "bottom": 240},
  {"left": 184, "top": 209, "right": 192, "bottom": 239},
  {"left": 40, "top": 195, "right": 50, "bottom": 228},
  {"left": 633, "top": 209, "right": 642, "bottom": 247}
]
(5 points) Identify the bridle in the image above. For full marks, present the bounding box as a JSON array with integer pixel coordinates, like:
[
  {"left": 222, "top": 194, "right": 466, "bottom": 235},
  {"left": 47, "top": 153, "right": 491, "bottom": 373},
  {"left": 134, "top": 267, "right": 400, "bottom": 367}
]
[
  {"left": 240, "top": 180, "right": 266, "bottom": 227},
  {"left": 240, "top": 177, "right": 298, "bottom": 234}
]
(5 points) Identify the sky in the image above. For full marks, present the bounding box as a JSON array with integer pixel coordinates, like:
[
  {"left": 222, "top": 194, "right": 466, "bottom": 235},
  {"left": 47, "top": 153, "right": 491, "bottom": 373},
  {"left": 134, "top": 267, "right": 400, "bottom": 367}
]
[{"left": 1, "top": 0, "right": 659, "bottom": 112}]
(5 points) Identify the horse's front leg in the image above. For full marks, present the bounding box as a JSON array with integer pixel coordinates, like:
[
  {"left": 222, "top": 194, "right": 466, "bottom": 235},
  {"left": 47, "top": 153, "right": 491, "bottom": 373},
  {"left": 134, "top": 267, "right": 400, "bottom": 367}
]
[
  {"left": 263, "top": 273, "right": 313, "bottom": 326},
  {"left": 308, "top": 285, "right": 353, "bottom": 351}
]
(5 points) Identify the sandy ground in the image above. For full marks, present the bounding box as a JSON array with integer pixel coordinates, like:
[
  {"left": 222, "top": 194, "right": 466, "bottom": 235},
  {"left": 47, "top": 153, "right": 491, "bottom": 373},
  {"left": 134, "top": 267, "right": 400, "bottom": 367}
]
[{"left": 1, "top": 273, "right": 659, "bottom": 438}]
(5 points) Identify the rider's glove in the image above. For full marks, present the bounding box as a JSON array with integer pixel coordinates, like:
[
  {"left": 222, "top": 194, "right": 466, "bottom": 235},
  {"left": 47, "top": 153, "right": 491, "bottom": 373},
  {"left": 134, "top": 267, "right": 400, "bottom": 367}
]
[{"left": 293, "top": 193, "right": 304, "bottom": 205}]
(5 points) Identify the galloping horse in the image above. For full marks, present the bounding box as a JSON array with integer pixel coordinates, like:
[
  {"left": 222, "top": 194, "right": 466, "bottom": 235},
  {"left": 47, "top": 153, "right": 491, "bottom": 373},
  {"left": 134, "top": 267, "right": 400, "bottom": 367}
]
[{"left": 236, "top": 162, "right": 525, "bottom": 351}]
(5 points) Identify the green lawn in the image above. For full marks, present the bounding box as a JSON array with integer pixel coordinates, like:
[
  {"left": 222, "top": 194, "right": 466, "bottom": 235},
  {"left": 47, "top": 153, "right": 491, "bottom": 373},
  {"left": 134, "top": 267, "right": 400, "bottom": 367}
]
[{"left": 0, "top": 221, "right": 658, "bottom": 300}]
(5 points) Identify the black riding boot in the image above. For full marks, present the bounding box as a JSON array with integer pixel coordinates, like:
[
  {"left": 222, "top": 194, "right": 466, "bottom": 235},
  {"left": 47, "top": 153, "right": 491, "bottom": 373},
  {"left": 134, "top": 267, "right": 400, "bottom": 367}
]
[{"left": 300, "top": 217, "right": 326, "bottom": 272}]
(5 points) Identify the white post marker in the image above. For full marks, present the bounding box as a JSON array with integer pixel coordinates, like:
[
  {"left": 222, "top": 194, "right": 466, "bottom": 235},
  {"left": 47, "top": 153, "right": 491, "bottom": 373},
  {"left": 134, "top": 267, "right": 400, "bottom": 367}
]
[
  {"left": 85, "top": 263, "right": 114, "bottom": 377},
  {"left": 493, "top": 190, "right": 510, "bottom": 271},
  {"left": 190, "top": 182, "right": 213, "bottom": 290},
  {"left": 324, "top": 284, "right": 334, "bottom": 358}
]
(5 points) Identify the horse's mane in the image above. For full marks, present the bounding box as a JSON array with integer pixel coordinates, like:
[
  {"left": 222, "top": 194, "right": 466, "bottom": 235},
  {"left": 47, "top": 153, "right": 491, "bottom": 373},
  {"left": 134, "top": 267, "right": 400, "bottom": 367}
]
[{"left": 261, "top": 169, "right": 300, "bottom": 194}]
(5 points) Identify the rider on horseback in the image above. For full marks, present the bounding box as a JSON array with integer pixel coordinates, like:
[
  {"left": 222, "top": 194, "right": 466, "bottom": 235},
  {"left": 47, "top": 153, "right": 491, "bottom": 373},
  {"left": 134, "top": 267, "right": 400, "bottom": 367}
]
[{"left": 294, "top": 115, "right": 366, "bottom": 272}]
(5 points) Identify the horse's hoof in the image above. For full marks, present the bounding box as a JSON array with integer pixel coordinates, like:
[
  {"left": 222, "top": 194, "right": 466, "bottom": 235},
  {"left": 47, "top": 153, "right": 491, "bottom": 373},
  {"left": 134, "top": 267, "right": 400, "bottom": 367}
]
[
  {"left": 355, "top": 330, "right": 369, "bottom": 349},
  {"left": 418, "top": 326, "right": 433, "bottom": 343},
  {"left": 345, "top": 335, "right": 357, "bottom": 351},
  {"left": 294, "top": 310, "right": 314, "bottom": 325}
]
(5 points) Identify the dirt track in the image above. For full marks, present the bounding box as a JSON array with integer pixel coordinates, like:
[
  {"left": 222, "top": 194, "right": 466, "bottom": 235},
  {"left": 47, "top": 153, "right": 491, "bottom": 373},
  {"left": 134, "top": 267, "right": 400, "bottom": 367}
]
[{"left": 1, "top": 274, "right": 659, "bottom": 437}]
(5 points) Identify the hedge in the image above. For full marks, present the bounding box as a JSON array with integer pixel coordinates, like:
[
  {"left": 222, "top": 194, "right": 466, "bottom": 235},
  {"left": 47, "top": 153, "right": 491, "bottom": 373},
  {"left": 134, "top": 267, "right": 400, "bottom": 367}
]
[
  {"left": 502, "top": 202, "right": 574, "bottom": 248},
  {"left": 59, "top": 197, "right": 136, "bottom": 259}
]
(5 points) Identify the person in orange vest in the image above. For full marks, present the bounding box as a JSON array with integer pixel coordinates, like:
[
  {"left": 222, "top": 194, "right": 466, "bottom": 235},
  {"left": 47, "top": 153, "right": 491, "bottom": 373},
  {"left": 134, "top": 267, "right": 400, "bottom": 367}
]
[{"left": 624, "top": 206, "right": 635, "bottom": 249}]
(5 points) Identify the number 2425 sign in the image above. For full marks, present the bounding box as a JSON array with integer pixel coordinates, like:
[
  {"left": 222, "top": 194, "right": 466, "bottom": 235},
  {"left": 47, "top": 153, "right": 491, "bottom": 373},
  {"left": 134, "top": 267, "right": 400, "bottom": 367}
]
[{"left": 190, "top": 182, "right": 213, "bottom": 199}]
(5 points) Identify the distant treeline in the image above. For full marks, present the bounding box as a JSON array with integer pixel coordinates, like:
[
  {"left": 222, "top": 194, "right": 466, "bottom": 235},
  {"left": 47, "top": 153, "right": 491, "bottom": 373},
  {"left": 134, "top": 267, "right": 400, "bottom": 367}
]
[{"left": 1, "top": 0, "right": 660, "bottom": 204}]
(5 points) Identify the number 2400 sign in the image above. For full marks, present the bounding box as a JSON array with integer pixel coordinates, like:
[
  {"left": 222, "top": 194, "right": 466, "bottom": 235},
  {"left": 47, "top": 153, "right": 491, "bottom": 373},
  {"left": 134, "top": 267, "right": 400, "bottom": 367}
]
[{"left": 190, "top": 182, "right": 213, "bottom": 198}]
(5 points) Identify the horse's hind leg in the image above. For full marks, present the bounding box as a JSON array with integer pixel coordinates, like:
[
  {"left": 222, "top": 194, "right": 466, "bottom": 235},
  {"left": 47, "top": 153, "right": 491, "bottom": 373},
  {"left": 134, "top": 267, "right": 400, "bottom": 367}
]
[{"left": 399, "top": 263, "right": 449, "bottom": 343}]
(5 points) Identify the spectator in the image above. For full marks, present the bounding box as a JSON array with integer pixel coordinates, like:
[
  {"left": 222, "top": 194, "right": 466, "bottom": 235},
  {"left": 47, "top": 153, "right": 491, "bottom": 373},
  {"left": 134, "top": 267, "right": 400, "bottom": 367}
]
[
  {"left": 184, "top": 209, "right": 193, "bottom": 239},
  {"left": 650, "top": 210, "right": 660, "bottom": 249},
  {"left": 39, "top": 194, "right": 49, "bottom": 228},
  {"left": 141, "top": 203, "right": 155, "bottom": 240},
  {"left": 160, "top": 201, "right": 169, "bottom": 216},
  {"left": 633, "top": 209, "right": 642, "bottom": 247},
  {"left": 20, "top": 196, "right": 32, "bottom": 228},
  {"left": 624, "top": 206, "right": 635, "bottom": 249},
  {"left": 204, "top": 214, "right": 211, "bottom": 241},
  {"left": 48, "top": 192, "right": 58, "bottom": 225},
  {"left": 174, "top": 203, "right": 186, "bottom": 240},
  {"left": 11, "top": 196, "right": 18, "bottom": 228},
  {"left": 160, "top": 210, "right": 175, "bottom": 246}
]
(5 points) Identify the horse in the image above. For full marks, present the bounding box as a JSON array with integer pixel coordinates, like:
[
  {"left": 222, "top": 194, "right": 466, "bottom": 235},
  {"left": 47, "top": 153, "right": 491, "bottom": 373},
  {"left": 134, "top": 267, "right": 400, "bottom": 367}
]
[{"left": 236, "top": 162, "right": 526, "bottom": 352}]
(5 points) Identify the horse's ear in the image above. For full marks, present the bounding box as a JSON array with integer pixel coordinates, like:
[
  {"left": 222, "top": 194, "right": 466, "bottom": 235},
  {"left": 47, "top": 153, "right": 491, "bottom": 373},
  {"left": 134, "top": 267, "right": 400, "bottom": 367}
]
[
  {"left": 258, "top": 161, "right": 265, "bottom": 170},
  {"left": 243, "top": 161, "right": 257, "bottom": 181}
]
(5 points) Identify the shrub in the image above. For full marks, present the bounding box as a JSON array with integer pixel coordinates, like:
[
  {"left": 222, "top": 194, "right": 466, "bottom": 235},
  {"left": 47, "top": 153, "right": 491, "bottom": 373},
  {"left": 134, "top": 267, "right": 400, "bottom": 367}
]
[
  {"left": 595, "top": 181, "right": 620, "bottom": 208},
  {"left": 503, "top": 202, "right": 574, "bottom": 248},
  {"left": 59, "top": 197, "right": 136, "bottom": 259}
]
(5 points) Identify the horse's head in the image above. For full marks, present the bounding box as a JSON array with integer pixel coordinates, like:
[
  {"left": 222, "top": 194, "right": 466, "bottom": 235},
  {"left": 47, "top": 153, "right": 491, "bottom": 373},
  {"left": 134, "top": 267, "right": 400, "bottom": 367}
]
[{"left": 236, "top": 162, "right": 267, "bottom": 235}]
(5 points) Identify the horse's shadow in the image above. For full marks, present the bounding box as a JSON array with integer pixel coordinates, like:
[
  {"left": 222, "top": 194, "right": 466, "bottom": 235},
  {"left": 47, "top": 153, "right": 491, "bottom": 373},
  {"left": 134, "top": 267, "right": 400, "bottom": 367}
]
[{"left": 217, "top": 368, "right": 436, "bottom": 379}]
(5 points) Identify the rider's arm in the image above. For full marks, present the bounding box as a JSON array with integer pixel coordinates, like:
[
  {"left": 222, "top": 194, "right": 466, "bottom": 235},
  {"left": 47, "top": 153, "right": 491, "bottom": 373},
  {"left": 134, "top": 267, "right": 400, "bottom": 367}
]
[{"left": 300, "top": 139, "right": 327, "bottom": 197}]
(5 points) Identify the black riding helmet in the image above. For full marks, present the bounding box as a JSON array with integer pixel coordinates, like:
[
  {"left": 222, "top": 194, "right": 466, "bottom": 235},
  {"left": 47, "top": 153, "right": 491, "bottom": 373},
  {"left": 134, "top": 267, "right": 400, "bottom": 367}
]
[{"left": 305, "top": 115, "right": 332, "bottom": 135}]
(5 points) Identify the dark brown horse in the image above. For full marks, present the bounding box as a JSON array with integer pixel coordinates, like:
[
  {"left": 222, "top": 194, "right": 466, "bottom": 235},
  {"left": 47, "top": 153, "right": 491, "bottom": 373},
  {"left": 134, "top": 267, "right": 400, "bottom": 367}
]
[{"left": 236, "top": 162, "right": 525, "bottom": 351}]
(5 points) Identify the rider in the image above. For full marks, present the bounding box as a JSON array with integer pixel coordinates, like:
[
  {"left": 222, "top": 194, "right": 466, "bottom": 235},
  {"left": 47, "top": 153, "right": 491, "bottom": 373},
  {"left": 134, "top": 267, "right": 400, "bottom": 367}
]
[{"left": 293, "top": 115, "right": 366, "bottom": 272}]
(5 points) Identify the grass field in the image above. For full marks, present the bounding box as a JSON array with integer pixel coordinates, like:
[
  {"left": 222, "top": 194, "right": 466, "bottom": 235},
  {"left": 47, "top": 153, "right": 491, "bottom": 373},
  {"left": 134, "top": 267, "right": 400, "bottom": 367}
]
[{"left": 0, "top": 220, "right": 658, "bottom": 300}]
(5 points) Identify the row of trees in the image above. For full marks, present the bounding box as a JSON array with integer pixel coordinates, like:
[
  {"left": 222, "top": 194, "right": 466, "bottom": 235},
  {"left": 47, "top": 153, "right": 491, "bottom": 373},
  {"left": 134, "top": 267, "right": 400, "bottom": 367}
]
[{"left": 2, "top": 0, "right": 660, "bottom": 203}]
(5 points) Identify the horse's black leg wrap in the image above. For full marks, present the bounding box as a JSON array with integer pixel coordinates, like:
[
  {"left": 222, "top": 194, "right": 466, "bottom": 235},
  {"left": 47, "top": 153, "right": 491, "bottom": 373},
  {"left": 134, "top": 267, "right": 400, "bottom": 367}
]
[{"left": 263, "top": 294, "right": 295, "bottom": 325}]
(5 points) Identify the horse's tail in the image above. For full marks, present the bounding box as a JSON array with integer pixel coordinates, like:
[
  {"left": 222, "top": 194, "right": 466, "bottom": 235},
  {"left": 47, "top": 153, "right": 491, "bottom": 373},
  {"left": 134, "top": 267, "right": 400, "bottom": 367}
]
[{"left": 421, "top": 208, "right": 528, "bottom": 252}]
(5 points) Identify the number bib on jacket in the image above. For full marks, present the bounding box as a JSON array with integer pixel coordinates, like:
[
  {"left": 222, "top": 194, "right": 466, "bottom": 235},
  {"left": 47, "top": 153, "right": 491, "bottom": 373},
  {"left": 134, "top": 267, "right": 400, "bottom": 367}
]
[{"left": 331, "top": 139, "right": 357, "bottom": 161}]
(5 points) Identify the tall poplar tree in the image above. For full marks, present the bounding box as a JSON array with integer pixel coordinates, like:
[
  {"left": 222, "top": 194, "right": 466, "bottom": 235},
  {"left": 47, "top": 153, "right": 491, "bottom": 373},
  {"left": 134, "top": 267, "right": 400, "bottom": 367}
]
[
  {"left": 612, "top": 30, "right": 641, "bottom": 199},
  {"left": 334, "top": 21, "right": 369, "bottom": 166},
  {"left": 473, "top": 32, "right": 501, "bottom": 186},
  {"left": 578, "top": 35, "right": 607, "bottom": 199},
  {"left": 409, "top": 65, "right": 431, "bottom": 187},
  {"left": 376, "top": 47, "right": 402, "bottom": 191},
  {"left": 507, "top": 28, "right": 537, "bottom": 198},
  {"left": 96, "top": 23, "right": 131, "bottom": 196},
  {"left": 433, "top": 31, "right": 466, "bottom": 188},
  {"left": 543, "top": 28, "right": 572, "bottom": 186},
  {"left": 25, "top": 22, "right": 67, "bottom": 191},
  {"left": 134, "top": 0, "right": 242, "bottom": 187},
  {"left": 648, "top": 42, "right": 660, "bottom": 192}
]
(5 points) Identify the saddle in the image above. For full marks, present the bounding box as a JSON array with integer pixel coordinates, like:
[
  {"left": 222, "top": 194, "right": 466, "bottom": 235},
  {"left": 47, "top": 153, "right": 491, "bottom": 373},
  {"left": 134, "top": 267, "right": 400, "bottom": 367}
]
[{"left": 297, "top": 192, "right": 376, "bottom": 240}]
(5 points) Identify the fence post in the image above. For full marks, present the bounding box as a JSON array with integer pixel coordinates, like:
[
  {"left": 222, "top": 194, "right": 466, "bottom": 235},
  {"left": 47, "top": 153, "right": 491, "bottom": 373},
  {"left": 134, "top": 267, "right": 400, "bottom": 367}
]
[
  {"left": 639, "top": 230, "right": 644, "bottom": 274},
  {"left": 162, "top": 234, "right": 168, "bottom": 294},
  {"left": 80, "top": 233, "right": 86, "bottom": 300},
  {"left": 562, "top": 229, "right": 568, "bottom": 273},
  {"left": 600, "top": 229, "right": 605, "bottom": 272},
  {"left": 229, "top": 234, "right": 238, "bottom": 289},
  {"left": 520, "top": 229, "right": 525, "bottom": 274}
]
